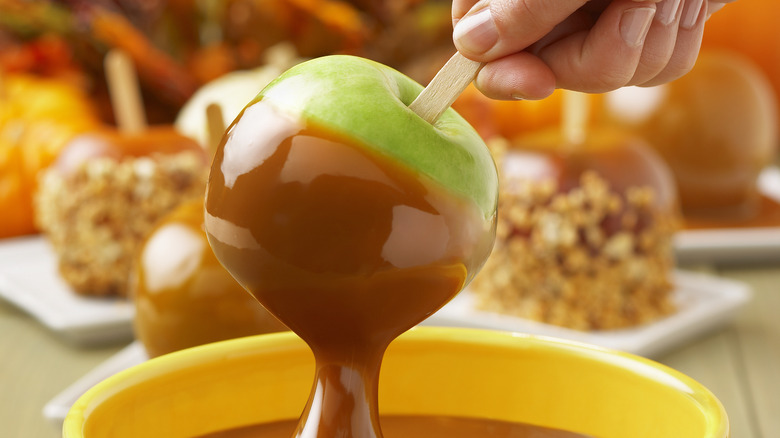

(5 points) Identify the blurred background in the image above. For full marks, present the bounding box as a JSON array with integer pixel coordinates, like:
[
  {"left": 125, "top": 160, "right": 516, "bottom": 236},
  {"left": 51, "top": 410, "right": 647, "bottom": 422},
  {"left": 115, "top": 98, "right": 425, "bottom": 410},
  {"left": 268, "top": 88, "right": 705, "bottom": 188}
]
[{"left": 0, "top": 1, "right": 778, "bottom": 437}]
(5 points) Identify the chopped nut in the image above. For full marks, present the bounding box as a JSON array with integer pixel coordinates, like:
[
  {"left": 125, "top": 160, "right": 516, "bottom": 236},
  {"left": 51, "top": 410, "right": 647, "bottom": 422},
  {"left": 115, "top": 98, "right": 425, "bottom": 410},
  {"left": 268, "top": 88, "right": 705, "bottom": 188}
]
[{"left": 603, "top": 232, "right": 634, "bottom": 260}]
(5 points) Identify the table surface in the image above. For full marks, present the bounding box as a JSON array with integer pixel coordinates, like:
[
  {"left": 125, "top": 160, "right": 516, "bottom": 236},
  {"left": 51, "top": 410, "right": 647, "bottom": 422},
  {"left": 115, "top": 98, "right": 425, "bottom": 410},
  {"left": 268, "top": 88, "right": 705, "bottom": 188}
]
[{"left": 1, "top": 260, "right": 778, "bottom": 438}]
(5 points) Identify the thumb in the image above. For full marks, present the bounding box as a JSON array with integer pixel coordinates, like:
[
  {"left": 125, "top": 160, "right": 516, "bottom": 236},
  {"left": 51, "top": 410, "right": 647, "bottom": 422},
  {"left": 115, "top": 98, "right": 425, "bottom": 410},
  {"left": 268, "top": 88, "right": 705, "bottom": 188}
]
[{"left": 453, "top": 0, "right": 590, "bottom": 60}]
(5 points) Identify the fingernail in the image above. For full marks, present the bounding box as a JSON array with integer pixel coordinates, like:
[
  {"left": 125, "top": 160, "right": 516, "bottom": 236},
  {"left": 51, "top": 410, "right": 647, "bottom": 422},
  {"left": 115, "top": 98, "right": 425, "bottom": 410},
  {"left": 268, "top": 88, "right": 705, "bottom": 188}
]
[
  {"left": 453, "top": 7, "right": 498, "bottom": 55},
  {"left": 656, "top": 0, "right": 682, "bottom": 26},
  {"left": 620, "top": 7, "right": 656, "bottom": 48},
  {"left": 681, "top": 0, "right": 705, "bottom": 29}
]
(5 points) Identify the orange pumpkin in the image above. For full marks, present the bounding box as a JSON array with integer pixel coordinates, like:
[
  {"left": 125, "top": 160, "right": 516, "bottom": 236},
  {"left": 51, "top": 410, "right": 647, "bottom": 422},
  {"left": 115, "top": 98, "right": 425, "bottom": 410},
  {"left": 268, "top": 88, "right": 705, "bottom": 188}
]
[
  {"left": 0, "top": 74, "right": 100, "bottom": 238},
  {"left": 702, "top": 0, "right": 780, "bottom": 128}
]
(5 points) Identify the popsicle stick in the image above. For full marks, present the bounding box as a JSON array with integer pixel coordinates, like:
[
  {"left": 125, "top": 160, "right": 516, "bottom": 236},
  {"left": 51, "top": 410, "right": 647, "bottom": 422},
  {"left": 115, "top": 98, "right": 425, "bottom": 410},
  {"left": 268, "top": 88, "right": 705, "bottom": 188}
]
[
  {"left": 409, "top": 52, "right": 484, "bottom": 124},
  {"left": 205, "top": 102, "right": 226, "bottom": 158},
  {"left": 104, "top": 49, "right": 147, "bottom": 134},
  {"left": 561, "top": 90, "right": 589, "bottom": 146}
]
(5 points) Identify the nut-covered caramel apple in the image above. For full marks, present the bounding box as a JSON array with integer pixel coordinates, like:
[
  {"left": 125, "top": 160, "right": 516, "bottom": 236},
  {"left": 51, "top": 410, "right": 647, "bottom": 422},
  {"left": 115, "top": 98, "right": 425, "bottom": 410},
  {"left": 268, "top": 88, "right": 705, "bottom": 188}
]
[
  {"left": 35, "top": 126, "right": 208, "bottom": 297},
  {"left": 470, "top": 127, "right": 680, "bottom": 330},
  {"left": 132, "top": 197, "right": 287, "bottom": 358},
  {"left": 604, "top": 50, "right": 778, "bottom": 221},
  {"left": 204, "top": 55, "right": 497, "bottom": 438}
]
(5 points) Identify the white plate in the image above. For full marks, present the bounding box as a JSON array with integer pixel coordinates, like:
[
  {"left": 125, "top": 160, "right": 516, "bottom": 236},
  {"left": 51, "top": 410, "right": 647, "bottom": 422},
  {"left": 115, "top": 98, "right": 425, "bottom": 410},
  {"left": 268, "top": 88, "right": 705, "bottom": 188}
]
[
  {"left": 423, "top": 270, "right": 751, "bottom": 358},
  {"left": 674, "top": 166, "right": 780, "bottom": 264},
  {"left": 0, "top": 236, "right": 134, "bottom": 346}
]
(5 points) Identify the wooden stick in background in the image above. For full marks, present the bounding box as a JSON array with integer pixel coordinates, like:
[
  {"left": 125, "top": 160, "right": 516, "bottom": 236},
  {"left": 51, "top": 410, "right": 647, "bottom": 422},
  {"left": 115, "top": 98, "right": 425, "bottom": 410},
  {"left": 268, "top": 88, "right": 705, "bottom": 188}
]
[
  {"left": 205, "top": 103, "right": 226, "bottom": 159},
  {"left": 561, "top": 90, "right": 590, "bottom": 147},
  {"left": 104, "top": 49, "right": 147, "bottom": 134}
]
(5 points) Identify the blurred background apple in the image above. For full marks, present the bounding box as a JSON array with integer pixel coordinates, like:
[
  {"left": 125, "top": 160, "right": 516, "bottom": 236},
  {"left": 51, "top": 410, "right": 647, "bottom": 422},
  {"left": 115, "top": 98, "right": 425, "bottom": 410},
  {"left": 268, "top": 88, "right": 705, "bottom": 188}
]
[
  {"left": 604, "top": 50, "right": 778, "bottom": 221},
  {"left": 132, "top": 197, "right": 288, "bottom": 358}
]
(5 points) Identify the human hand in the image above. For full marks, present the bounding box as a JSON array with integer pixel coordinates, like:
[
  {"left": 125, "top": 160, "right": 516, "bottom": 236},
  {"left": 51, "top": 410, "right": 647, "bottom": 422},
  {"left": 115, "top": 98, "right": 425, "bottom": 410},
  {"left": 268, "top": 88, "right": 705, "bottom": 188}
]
[{"left": 452, "top": 0, "right": 737, "bottom": 100}]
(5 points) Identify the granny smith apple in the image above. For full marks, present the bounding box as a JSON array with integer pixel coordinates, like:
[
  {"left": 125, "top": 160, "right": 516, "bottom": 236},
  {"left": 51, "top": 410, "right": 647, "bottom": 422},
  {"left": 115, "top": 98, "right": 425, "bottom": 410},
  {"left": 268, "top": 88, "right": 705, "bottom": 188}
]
[
  {"left": 203, "top": 53, "right": 498, "bottom": 310},
  {"left": 203, "top": 53, "right": 498, "bottom": 302}
]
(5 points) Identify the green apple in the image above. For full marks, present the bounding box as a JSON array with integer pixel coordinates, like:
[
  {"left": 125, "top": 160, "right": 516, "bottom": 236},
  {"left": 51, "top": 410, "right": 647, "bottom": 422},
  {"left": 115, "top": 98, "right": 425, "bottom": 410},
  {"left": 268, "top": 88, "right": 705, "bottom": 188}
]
[
  {"left": 203, "top": 53, "right": 498, "bottom": 327},
  {"left": 203, "top": 54, "right": 499, "bottom": 317},
  {"left": 245, "top": 54, "right": 498, "bottom": 220}
]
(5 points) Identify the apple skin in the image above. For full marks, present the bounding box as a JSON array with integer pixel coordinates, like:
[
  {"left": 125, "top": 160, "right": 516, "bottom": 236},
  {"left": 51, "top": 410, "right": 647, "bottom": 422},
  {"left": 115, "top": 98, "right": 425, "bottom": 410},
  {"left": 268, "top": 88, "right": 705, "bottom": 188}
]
[{"left": 248, "top": 55, "right": 498, "bottom": 219}]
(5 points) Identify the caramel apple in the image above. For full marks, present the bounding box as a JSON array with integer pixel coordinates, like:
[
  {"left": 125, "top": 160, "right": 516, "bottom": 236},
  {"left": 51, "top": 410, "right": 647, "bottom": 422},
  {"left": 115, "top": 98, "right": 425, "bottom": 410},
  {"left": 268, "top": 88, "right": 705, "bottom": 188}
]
[
  {"left": 52, "top": 127, "right": 207, "bottom": 176},
  {"left": 702, "top": 0, "right": 780, "bottom": 129},
  {"left": 205, "top": 55, "right": 497, "bottom": 438},
  {"left": 470, "top": 127, "right": 680, "bottom": 330},
  {"left": 604, "top": 50, "right": 778, "bottom": 221},
  {"left": 132, "top": 197, "right": 287, "bottom": 358},
  {"left": 35, "top": 126, "right": 208, "bottom": 296}
]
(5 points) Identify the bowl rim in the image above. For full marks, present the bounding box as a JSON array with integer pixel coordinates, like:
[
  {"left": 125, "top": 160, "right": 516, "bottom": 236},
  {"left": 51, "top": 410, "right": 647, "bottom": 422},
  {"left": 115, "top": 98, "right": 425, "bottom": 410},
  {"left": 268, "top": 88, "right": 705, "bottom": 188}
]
[{"left": 63, "top": 327, "right": 729, "bottom": 438}]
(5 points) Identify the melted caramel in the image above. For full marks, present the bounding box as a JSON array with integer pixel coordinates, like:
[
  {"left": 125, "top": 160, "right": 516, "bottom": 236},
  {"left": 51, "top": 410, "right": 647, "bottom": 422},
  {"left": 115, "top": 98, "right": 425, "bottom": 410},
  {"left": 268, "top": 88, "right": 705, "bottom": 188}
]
[
  {"left": 205, "top": 100, "right": 494, "bottom": 438},
  {"left": 198, "top": 415, "right": 590, "bottom": 438}
]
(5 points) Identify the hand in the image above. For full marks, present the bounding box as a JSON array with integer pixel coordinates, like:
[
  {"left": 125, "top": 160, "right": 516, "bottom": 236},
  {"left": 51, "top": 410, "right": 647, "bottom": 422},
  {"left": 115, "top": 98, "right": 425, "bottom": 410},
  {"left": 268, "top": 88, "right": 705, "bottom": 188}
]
[{"left": 452, "top": 0, "right": 737, "bottom": 100}]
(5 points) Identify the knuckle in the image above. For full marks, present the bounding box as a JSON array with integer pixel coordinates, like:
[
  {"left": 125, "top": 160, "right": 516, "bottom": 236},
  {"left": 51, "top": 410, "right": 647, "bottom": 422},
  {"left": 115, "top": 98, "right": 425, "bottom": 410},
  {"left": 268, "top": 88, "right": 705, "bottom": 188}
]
[{"left": 588, "top": 67, "right": 634, "bottom": 93}]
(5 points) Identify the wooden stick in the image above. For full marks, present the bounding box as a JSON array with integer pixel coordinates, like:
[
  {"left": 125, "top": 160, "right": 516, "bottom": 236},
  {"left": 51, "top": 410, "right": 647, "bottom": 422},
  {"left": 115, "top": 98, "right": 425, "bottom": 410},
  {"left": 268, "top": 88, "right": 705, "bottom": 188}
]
[
  {"left": 104, "top": 49, "right": 147, "bottom": 134},
  {"left": 205, "top": 103, "right": 226, "bottom": 158},
  {"left": 561, "top": 90, "right": 589, "bottom": 146},
  {"left": 409, "top": 52, "right": 484, "bottom": 124}
]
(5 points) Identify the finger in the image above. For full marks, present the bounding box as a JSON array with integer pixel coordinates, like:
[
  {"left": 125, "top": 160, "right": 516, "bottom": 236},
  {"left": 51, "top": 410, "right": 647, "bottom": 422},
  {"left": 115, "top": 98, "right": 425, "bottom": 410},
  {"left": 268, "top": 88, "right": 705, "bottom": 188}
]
[
  {"left": 638, "top": 0, "right": 706, "bottom": 86},
  {"left": 474, "top": 51, "right": 557, "bottom": 100},
  {"left": 628, "top": 0, "right": 683, "bottom": 85},
  {"left": 452, "top": 0, "right": 590, "bottom": 61},
  {"left": 535, "top": 0, "right": 658, "bottom": 92}
]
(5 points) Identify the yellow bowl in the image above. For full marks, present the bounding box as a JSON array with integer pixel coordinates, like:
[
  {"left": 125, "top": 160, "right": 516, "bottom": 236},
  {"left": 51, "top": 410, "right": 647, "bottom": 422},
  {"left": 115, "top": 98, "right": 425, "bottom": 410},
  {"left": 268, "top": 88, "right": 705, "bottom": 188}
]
[{"left": 64, "top": 327, "right": 728, "bottom": 437}]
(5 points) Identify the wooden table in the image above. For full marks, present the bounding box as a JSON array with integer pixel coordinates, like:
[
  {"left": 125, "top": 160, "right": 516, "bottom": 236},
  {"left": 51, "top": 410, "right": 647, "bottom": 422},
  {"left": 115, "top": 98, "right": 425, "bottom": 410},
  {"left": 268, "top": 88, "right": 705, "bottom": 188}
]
[{"left": 1, "top": 263, "right": 778, "bottom": 438}]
